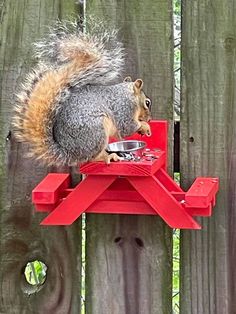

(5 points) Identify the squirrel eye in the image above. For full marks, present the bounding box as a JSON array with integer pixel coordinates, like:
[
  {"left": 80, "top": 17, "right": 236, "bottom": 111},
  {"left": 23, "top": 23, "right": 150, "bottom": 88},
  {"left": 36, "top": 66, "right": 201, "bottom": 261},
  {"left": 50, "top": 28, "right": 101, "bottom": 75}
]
[{"left": 145, "top": 99, "right": 151, "bottom": 109}]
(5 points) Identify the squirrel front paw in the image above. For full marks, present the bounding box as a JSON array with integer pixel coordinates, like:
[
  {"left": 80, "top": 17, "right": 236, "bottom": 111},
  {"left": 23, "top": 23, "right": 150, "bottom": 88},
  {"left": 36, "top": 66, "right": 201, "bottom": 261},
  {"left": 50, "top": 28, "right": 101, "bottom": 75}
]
[
  {"left": 94, "top": 151, "right": 121, "bottom": 164},
  {"left": 105, "top": 153, "right": 121, "bottom": 164},
  {"left": 138, "top": 121, "right": 152, "bottom": 137}
]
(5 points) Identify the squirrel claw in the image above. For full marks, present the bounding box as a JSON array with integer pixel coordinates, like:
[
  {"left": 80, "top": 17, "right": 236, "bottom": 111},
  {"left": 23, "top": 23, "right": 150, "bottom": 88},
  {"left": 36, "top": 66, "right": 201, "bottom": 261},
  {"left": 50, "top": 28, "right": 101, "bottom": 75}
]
[
  {"left": 141, "top": 129, "right": 152, "bottom": 137},
  {"left": 137, "top": 121, "right": 151, "bottom": 137}
]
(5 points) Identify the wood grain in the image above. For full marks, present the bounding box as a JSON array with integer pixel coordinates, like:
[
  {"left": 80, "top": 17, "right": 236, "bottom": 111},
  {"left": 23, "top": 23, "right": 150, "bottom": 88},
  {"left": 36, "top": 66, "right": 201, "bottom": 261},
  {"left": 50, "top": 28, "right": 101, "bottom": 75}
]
[
  {"left": 180, "top": 0, "right": 236, "bottom": 312},
  {"left": 86, "top": 1, "right": 174, "bottom": 313},
  {"left": 0, "top": 1, "right": 82, "bottom": 313}
]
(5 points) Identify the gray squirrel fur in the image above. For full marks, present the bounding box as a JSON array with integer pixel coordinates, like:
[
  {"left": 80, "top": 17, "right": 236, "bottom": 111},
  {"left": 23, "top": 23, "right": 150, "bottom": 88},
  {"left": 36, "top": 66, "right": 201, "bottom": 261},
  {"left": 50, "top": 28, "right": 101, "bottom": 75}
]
[{"left": 12, "top": 18, "right": 151, "bottom": 166}]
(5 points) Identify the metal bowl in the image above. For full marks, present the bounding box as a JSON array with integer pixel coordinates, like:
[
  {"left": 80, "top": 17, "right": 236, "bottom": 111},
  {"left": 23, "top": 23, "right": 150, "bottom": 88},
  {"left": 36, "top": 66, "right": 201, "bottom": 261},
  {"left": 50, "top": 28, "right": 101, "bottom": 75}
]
[{"left": 106, "top": 140, "right": 146, "bottom": 157}]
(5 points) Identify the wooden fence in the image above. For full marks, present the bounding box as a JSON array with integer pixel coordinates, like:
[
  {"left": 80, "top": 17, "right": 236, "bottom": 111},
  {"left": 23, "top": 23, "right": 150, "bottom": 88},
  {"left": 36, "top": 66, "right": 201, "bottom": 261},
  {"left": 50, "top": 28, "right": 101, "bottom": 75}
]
[{"left": 0, "top": 0, "right": 234, "bottom": 313}]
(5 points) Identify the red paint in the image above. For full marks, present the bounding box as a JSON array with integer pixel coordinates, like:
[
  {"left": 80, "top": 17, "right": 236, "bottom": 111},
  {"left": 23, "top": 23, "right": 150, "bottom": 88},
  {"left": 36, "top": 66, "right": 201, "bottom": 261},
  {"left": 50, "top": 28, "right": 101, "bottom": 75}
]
[
  {"left": 32, "top": 173, "right": 70, "bottom": 205},
  {"left": 32, "top": 120, "right": 219, "bottom": 229}
]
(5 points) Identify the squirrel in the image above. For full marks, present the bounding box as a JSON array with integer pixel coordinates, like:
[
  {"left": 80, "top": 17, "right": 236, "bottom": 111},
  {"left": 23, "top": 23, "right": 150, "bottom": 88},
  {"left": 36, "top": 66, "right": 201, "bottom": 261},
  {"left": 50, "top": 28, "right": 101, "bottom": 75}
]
[{"left": 12, "top": 19, "right": 152, "bottom": 166}]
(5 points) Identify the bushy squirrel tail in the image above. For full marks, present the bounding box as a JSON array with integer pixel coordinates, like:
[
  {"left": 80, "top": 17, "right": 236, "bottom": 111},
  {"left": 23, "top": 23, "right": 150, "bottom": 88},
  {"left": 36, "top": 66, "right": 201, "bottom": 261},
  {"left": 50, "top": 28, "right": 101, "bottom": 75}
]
[{"left": 12, "top": 18, "right": 125, "bottom": 165}]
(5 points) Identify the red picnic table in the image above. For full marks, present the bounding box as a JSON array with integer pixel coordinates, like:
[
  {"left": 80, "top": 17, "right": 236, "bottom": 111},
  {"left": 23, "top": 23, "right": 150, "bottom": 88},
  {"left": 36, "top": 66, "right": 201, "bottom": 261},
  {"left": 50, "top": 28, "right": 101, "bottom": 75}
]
[{"left": 32, "top": 120, "right": 219, "bottom": 229}]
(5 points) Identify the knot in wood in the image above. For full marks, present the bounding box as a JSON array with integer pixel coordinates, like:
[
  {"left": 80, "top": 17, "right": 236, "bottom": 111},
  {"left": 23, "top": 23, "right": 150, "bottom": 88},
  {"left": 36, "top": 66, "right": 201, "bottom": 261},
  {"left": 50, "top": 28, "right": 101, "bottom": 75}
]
[{"left": 224, "top": 37, "right": 236, "bottom": 52}]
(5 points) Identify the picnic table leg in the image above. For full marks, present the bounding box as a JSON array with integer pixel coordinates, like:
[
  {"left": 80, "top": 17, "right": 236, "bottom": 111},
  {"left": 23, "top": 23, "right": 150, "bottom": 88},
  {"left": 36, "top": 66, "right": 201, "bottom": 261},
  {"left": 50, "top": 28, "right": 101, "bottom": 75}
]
[{"left": 128, "top": 175, "right": 201, "bottom": 229}]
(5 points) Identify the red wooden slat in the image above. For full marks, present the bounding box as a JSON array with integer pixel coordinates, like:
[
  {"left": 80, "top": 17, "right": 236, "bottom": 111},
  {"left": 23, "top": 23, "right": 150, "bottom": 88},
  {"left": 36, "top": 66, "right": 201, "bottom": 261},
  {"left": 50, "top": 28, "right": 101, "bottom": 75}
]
[
  {"left": 185, "top": 205, "right": 212, "bottom": 217},
  {"left": 185, "top": 177, "right": 219, "bottom": 207},
  {"left": 80, "top": 152, "right": 165, "bottom": 176},
  {"left": 128, "top": 176, "right": 201, "bottom": 229},
  {"left": 150, "top": 153, "right": 166, "bottom": 174},
  {"left": 98, "top": 189, "right": 145, "bottom": 202},
  {"left": 35, "top": 203, "right": 57, "bottom": 212},
  {"left": 155, "top": 168, "right": 183, "bottom": 192},
  {"left": 171, "top": 192, "right": 186, "bottom": 202},
  {"left": 106, "top": 177, "right": 135, "bottom": 190},
  {"left": 32, "top": 173, "right": 70, "bottom": 204},
  {"left": 86, "top": 200, "right": 156, "bottom": 215},
  {"left": 41, "top": 175, "right": 116, "bottom": 225},
  {"left": 80, "top": 160, "right": 153, "bottom": 176}
]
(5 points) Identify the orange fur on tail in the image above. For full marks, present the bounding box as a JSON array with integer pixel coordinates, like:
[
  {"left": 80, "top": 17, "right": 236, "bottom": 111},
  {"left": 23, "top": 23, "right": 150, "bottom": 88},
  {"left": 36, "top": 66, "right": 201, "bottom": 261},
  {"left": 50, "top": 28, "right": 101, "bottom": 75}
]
[{"left": 13, "top": 53, "right": 97, "bottom": 162}]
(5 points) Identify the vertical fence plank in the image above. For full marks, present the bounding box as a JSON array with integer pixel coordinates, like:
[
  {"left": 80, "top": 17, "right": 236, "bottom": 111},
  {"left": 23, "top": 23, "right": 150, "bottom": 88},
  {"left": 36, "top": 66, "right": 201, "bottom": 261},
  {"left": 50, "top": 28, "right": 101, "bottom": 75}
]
[
  {"left": 0, "top": 1, "right": 82, "bottom": 313},
  {"left": 86, "top": 1, "right": 174, "bottom": 313},
  {"left": 180, "top": 0, "right": 235, "bottom": 313}
]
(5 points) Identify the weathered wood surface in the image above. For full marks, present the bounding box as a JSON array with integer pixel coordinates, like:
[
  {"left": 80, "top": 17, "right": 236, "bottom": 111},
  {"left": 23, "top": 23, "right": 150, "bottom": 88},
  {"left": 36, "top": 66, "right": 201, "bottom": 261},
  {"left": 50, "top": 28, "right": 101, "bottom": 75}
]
[
  {"left": 0, "top": 1, "right": 82, "bottom": 313},
  {"left": 180, "top": 0, "right": 235, "bottom": 313},
  {"left": 86, "top": 1, "right": 174, "bottom": 313}
]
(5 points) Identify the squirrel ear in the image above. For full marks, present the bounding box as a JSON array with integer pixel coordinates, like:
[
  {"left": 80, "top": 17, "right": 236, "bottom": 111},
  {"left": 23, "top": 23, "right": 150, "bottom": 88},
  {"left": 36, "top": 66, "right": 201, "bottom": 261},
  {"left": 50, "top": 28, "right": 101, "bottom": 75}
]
[
  {"left": 124, "top": 76, "right": 132, "bottom": 82},
  {"left": 134, "top": 79, "right": 143, "bottom": 90}
]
